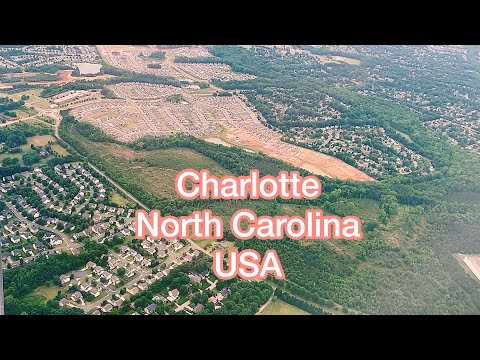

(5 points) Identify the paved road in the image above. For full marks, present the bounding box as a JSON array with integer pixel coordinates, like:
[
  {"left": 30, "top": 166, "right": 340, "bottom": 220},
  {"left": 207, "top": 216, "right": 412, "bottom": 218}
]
[
  {"left": 175, "top": 300, "right": 191, "bottom": 313},
  {"left": 5, "top": 202, "right": 81, "bottom": 255},
  {"left": 186, "top": 239, "right": 212, "bottom": 257},
  {"left": 0, "top": 114, "right": 37, "bottom": 127},
  {"left": 73, "top": 184, "right": 95, "bottom": 215},
  {"left": 319, "top": 129, "right": 334, "bottom": 148},
  {"left": 80, "top": 257, "right": 152, "bottom": 313},
  {"left": 50, "top": 110, "right": 151, "bottom": 212},
  {"left": 87, "top": 162, "right": 151, "bottom": 211},
  {"left": 255, "top": 287, "right": 276, "bottom": 315},
  {"left": 81, "top": 245, "right": 195, "bottom": 313},
  {"left": 48, "top": 109, "right": 62, "bottom": 138}
]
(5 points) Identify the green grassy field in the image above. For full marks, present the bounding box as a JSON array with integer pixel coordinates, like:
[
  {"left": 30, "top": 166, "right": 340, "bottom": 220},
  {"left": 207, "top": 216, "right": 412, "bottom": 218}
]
[
  {"left": 395, "top": 130, "right": 413, "bottom": 143},
  {"left": 51, "top": 143, "right": 70, "bottom": 156},
  {"left": 24, "top": 134, "right": 56, "bottom": 148},
  {"left": 64, "top": 125, "right": 231, "bottom": 199},
  {"left": 36, "top": 115, "right": 56, "bottom": 125},
  {"left": 33, "top": 285, "right": 61, "bottom": 301},
  {"left": 0, "top": 134, "right": 69, "bottom": 165},
  {"left": 4, "top": 88, "right": 43, "bottom": 102},
  {"left": 261, "top": 298, "right": 310, "bottom": 315},
  {"left": 13, "top": 107, "right": 37, "bottom": 118},
  {"left": 0, "top": 88, "right": 51, "bottom": 112},
  {"left": 110, "top": 191, "right": 131, "bottom": 207},
  {"left": 23, "top": 118, "right": 47, "bottom": 126},
  {"left": 0, "top": 152, "right": 22, "bottom": 164},
  {"left": 21, "top": 285, "right": 62, "bottom": 305},
  {"left": 20, "top": 294, "right": 48, "bottom": 306},
  {"left": 0, "top": 134, "right": 57, "bottom": 165},
  {"left": 194, "top": 238, "right": 216, "bottom": 249}
]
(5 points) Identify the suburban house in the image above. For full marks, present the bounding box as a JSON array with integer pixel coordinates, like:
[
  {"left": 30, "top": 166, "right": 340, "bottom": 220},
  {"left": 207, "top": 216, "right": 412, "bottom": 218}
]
[
  {"left": 144, "top": 303, "right": 157, "bottom": 315},
  {"left": 127, "top": 287, "right": 139, "bottom": 295},
  {"left": 193, "top": 303, "right": 205, "bottom": 313},
  {"left": 138, "top": 282, "right": 149, "bottom": 291},
  {"left": 168, "top": 288, "right": 180, "bottom": 302},
  {"left": 102, "top": 303, "right": 113, "bottom": 313},
  {"left": 71, "top": 291, "right": 83, "bottom": 302}
]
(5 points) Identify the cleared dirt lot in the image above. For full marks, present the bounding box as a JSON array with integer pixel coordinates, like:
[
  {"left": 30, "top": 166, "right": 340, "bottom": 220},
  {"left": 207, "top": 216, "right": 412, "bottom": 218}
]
[
  {"left": 459, "top": 254, "right": 480, "bottom": 281},
  {"left": 222, "top": 127, "right": 373, "bottom": 181}
]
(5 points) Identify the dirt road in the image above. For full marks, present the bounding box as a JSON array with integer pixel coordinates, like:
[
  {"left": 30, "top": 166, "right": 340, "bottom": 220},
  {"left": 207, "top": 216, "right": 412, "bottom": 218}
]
[{"left": 256, "top": 288, "right": 276, "bottom": 315}]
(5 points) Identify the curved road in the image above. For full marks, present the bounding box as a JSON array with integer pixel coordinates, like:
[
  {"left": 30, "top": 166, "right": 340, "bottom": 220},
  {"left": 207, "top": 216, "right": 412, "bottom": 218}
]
[
  {"left": 5, "top": 202, "right": 81, "bottom": 255},
  {"left": 49, "top": 108, "right": 151, "bottom": 212},
  {"left": 86, "top": 162, "right": 151, "bottom": 212},
  {"left": 256, "top": 287, "right": 276, "bottom": 315}
]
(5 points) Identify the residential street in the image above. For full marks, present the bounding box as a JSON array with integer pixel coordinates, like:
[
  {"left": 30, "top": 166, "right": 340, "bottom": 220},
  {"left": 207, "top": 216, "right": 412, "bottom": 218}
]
[
  {"left": 87, "top": 162, "right": 151, "bottom": 212},
  {"left": 186, "top": 239, "right": 212, "bottom": 257},
  {"left": 0, "top": 99, "right": 214, "bottom": 316},
  {"left": 5, "top": 202, "right": 81, "bottom": 254}
]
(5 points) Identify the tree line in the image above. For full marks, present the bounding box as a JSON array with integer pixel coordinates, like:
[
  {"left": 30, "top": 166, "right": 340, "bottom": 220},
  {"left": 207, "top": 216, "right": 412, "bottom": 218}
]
[{"left": 274, "top": 289, "right": 331, "bottom": 315}]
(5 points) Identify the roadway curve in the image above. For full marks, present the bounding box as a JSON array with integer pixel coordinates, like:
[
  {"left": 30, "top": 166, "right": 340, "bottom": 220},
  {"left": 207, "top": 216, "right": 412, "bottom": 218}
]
[
  {"left": 86, "top": 162, "right": 151, "bottom": 212},
  {"left": 256, "top": 287, "right": 276, "bottom": 315},
  {"left": 49, "top": 108, "right": 151, "bottom": 212},
  {"left": 5, "top": 202, "right": 81, "bottom": 255}
]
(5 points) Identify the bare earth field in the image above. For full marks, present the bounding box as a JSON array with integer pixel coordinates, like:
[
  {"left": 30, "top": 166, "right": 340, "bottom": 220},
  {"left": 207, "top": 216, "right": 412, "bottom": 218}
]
[
  {"left": 316, "top": 55, "right": 361, "bottom": 65},
  {"left": 1, "top": 71, "right": 113, "bottom": 88},
  {"left": 222, "top": 128, "right": 373, "bottom": 181},
  {"left": 459, "top": 254, "right": 480, "bottom": 281},
  {"left": 27, "top": 70, "right": 113, "bottom": 86},
  {"left": 27, "top": 134, "right": 55, "bottom": 147}
]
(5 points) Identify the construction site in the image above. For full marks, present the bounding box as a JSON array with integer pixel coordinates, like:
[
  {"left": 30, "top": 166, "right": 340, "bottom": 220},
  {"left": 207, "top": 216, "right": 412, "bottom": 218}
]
[
  {"left": 96, "top": 45, "right": 256, "bottom": 82},
  {"left": 71, "top": 82, "right": 373, "bottom": 181}
]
